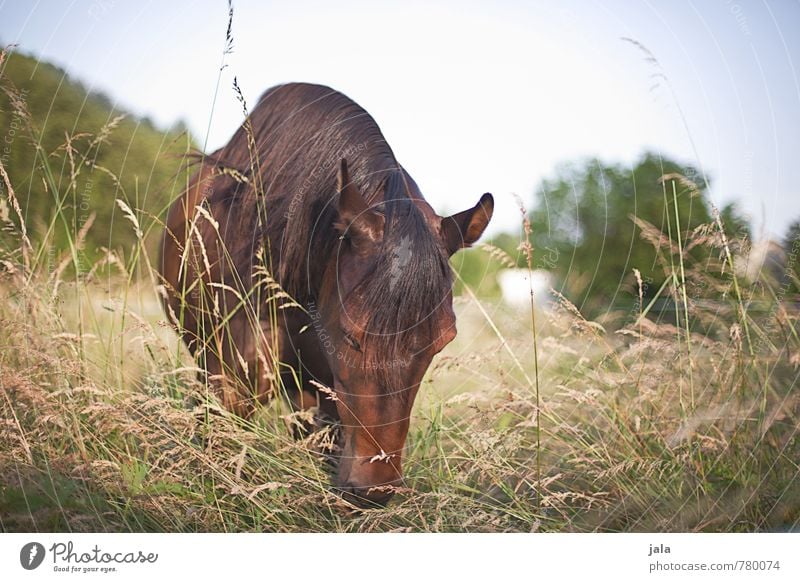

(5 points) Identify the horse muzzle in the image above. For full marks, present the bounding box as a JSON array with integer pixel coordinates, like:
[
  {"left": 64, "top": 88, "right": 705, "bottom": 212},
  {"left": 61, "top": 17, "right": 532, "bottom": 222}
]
[{"left": 335, "top": 478, "right": 399, "bottom": 508}]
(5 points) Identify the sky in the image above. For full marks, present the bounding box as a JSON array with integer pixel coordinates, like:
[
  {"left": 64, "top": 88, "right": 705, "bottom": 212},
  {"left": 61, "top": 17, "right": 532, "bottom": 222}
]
[{"left": 1, "top": 0, "right": 799, "bottom": 239}]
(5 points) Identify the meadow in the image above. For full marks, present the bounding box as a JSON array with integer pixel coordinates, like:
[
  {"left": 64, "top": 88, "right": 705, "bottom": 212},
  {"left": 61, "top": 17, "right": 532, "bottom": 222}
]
[
  {"left": 1, "top": 47, "right": 798, "bottom": 534},
  {"left": 1, "top": 204, "right": 798, "bottom": 532}
]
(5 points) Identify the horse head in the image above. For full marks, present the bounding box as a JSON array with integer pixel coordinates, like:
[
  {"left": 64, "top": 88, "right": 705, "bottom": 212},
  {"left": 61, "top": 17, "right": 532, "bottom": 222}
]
[{"left": 312, "top": 159, "right": 493, "bottom": 506}]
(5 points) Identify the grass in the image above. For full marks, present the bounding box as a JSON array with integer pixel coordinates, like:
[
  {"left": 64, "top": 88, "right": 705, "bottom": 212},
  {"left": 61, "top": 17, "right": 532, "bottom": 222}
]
[
  {"left": 1, "top": 48, "right": 799, "bottom": 533},
  {"left": 1, "top": 232, "right": 798, "bottom": 531}
]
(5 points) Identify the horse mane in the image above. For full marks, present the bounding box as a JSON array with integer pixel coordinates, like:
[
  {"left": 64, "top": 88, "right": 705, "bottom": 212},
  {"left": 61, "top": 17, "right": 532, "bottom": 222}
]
[
  {"left": 208, "top": 83, "right": 451, "bottom": 391},
  {"left": 352, "top": 171, "right": 452, "bottom": 394}
]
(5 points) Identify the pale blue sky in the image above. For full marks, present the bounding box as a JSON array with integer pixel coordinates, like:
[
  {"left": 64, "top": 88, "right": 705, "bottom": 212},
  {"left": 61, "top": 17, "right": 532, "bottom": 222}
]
[{"left": 1, "top": 0, "right": 799, "bottom": 239}]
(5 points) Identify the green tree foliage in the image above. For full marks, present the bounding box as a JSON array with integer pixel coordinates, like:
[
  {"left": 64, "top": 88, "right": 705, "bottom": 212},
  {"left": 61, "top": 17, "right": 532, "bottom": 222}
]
[
  {"left": 0, "top": 49, "right": 192, "bottom": 269},
  {"left": 451, "top": 246, "right": 503, "bottom": 297},
  {"left": 454, "top": 153, "right": 752, "bottom": 315},
  {"left": 524, "top": 153, "right": 751, "bottom": 317}
]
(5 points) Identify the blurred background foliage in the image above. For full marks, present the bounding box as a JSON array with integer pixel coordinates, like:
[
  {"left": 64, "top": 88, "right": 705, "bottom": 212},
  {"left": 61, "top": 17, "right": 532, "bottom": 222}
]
[
  {"left": 0, "top": 49, "right": 192, "bottom": 267},
  {"left": 455, "top": 153, "right": 795, "bottom": 321}
]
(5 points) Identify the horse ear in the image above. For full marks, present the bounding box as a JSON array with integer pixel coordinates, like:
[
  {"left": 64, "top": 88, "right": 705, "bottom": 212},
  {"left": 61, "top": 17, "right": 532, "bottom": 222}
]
[
  {"left": 336, "top": 159, "right": 384, "bottom": 253},
  {"left": 441, "top": 193, "right": 494, "bottom": 255}
]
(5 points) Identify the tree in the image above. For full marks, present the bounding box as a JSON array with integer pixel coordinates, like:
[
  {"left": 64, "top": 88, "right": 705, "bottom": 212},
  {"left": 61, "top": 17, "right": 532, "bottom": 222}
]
[
  {"left": 524, "top": 152, "right": 749, "bottom": 319},
  {"left": 0, "top": 49, "right": 193, "bottom": 269}
]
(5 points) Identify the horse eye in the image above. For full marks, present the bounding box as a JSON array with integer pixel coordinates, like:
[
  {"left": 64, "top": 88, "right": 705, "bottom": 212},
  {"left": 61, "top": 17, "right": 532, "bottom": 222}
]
[{"left": 342, "top": 331, "right": 361, "bottom": 352}]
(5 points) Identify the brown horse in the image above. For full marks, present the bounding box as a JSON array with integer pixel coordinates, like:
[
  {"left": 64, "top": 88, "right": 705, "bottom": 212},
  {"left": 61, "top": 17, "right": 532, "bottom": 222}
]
[{"left": 159, "top": 83, "right": 493, "bottom": 506}]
